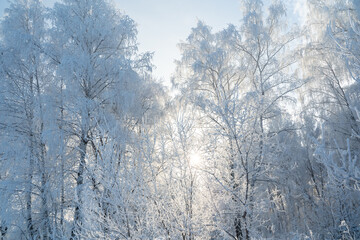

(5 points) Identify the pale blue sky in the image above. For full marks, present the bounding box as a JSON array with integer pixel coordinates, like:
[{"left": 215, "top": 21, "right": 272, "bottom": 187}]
[
  {"left": 0, "top": 0, "right": 304, "bottom": 83},
  {"left": 116, "top": 0, "right": 241, "bottom": 83}
]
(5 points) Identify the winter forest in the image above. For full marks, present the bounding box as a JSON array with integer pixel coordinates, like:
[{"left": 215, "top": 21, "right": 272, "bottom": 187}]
[{"left": 0, "top": 0, "right": 360, "bottom": 239}]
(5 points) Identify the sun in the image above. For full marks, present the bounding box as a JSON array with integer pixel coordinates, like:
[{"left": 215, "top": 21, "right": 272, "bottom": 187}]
[{"left": 189, "top": 152, "right": 202, "bottom": 168}]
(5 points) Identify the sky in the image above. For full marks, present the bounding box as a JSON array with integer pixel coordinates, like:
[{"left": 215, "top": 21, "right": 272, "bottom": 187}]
[
  {"left": 116, "top": 0, "right": 242, "bottom": 84},
  {"left": 0, "top": 0, "right": 305, "bottom": 85}
]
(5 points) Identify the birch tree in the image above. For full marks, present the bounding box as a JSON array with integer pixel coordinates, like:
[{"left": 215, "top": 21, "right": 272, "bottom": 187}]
[
  {"left": 174, "top": 1, "right": 303, "bottom": 238},
  {"left": 51, "top": 0, "right": 154, "bottom": 238},
  {"left": 0, "top": 0, "right": 53, "bottom": 238}
]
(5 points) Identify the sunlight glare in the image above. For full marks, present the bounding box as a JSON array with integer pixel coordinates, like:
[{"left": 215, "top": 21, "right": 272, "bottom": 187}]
[{"left": 189, "top": 152, "right": 202, "bottom": 168}]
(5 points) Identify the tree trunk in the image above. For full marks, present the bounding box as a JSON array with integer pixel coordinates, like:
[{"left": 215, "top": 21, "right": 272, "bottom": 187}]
[
  {"left": 58, "top": 78, "right": 66, "bottom": 232},
  {"left": 26, "top": 75, "right": 35, "bottom": 239},
  {"left": 26, "top": 142, "right": 34, "bottom": 239},
  {"left": 71, "top": 132, "right": 87, "bottom": 239},
  {"left": 36, "top": 72, "right": 50, "bottom": 239}
]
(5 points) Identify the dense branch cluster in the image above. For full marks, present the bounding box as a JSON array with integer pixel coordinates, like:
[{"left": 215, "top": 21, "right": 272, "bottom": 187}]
[{"left": 0, "top": 0, "right": 359, "bottom": 239}]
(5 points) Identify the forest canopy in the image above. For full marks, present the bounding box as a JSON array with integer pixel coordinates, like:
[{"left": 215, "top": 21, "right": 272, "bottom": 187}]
[{"left": 0, "top": 0, "right": 359, "bottom": 239}]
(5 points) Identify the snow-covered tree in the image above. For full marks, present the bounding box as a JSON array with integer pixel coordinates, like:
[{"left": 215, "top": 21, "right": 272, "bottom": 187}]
[
  {"left": 1, "top": 0, "right": 359, "bottom": 239},
  {"left": 49, "top": 0, "right": 162, "bottom": 238},
  {"left": 0, "top": 0, "right": 54, "bottom": 238},
  {"left": 299, "top": 0, "right": 360, "bottom": 237},
  {"left": 174, "top": 1, "right": 303, "bottom": 238}
]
